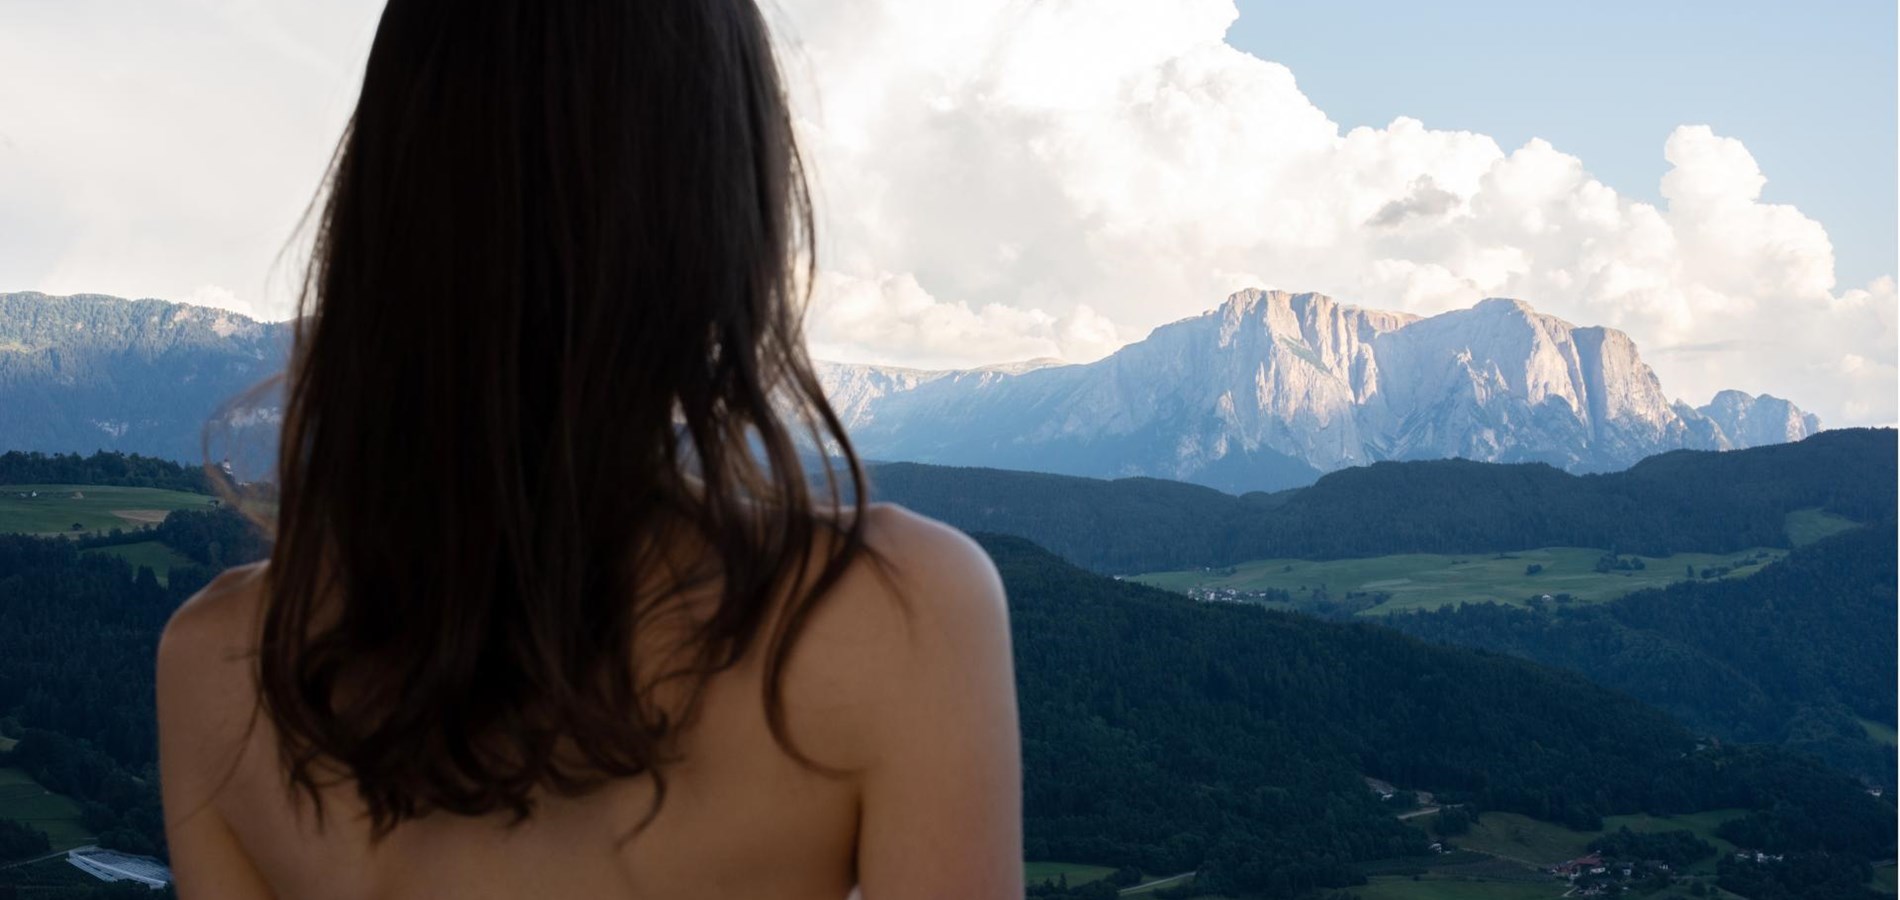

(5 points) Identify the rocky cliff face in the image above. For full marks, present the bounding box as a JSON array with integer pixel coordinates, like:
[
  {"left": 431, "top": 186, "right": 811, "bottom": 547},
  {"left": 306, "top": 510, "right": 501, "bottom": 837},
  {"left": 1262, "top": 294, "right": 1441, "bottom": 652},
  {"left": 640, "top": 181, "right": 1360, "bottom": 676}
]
[
  {"left": 821, "top": 290, "right": 1821, "bottom": 492},
  {"left": 1695, "top": 390, "right": 1823, "bottom": 450},
  {"left": 0, "top": 290, "right": 1821, "bottom": 491}
]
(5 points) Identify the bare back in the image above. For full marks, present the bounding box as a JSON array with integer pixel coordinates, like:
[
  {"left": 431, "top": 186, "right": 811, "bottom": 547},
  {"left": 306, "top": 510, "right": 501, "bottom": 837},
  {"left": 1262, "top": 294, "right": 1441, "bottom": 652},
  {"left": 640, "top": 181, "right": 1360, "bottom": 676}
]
[{"left": 157, "top": 505, "right": 1022, "bottom": 900}]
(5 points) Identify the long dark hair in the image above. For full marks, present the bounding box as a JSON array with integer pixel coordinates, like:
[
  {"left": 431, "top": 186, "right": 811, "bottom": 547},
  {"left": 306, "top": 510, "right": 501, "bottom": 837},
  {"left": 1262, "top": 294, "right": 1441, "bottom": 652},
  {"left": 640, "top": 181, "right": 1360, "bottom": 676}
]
[{"left": 255, "top": 0, "right": 867, "bottom": 836}]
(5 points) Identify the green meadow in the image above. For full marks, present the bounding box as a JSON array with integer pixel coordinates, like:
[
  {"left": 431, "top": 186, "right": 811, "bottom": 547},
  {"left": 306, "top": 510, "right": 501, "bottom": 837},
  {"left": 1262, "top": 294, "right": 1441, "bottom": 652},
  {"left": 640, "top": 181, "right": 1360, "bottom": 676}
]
[
  {"left": 1784, "top": 507, "right": 1864, "bottom": 546},
  {"left": 1024, "top": 807, "right": 1750, "bottom": 899},
  {"left": 1132, "top": 546, "right": 1783, "bottom": 615},
  {"left": 0, "top": 483, "right": 214, "bottom": 535},
  {"left": 1860, "top": 718, "right": 1898, "bottom": 747},
  {"left": 0, "top": 767, "right": 92, "bottom": 853},
  {"left": 1352, "top": 877, "right": 1568, "bottom": 900},
  {"left": 1453, "top": 809, "right": 1744, "bottom": 873},
  {"left": 80, "top": 539, "right": 198, "bottom": 585},
  {"left": 1024, "top": 861, "right": 1114, "bottom": 887}
]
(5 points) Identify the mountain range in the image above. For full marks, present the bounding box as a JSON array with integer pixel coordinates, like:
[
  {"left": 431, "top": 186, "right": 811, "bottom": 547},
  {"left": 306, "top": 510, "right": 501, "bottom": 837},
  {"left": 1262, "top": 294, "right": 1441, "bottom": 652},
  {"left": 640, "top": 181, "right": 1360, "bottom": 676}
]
[
  {"left": 0, "top": 292, "right": 289, "bottom": 467},
  {"left": 822, "top": 289, "right": 1820, "bottom": 491},
  {"left": 0, "top": 290, "right": 1818, "bottom": 492}
]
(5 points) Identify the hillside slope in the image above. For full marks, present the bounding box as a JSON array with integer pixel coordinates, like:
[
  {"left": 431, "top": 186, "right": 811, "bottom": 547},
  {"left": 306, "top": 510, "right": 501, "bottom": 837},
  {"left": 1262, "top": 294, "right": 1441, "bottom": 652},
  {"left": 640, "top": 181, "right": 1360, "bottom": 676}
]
[
  {"left": 869, "top": 428, "right": 1895, "bottom": 573},
  {"left": 1388, "top": 523, "right": 1899, "bottom": 787},
  {"left": 0, "top": 292, "right": 287, "bottom": 465},
  {"left": 990, "top": 533, "right": 1894, "bottom": 895}
]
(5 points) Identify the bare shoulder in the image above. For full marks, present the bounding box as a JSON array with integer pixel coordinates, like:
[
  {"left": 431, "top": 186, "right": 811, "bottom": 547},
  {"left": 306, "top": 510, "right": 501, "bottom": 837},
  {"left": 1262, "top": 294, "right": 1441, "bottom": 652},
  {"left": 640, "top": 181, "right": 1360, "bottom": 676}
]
[
  {"left": 156, "top": 562, "right": 268, "bottom": 777},
  {"left": 778, "top": 505, "right": 1013, "bottom": 769},
  {"left": 159, "top": 561, "right": 268, "bottom": 672},
  {"left": 853, "top": 502, "right": 1005, "bottom": 607},
  {"left": 811, "top": 503, "right": 1009, "bottom": 657}
]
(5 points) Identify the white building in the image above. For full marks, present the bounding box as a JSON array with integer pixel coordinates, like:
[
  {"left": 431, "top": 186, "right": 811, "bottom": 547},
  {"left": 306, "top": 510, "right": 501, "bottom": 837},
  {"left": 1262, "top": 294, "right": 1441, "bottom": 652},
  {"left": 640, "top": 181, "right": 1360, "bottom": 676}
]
[{"left": 66, "top": 847, "right": 172, "bottom": 890}]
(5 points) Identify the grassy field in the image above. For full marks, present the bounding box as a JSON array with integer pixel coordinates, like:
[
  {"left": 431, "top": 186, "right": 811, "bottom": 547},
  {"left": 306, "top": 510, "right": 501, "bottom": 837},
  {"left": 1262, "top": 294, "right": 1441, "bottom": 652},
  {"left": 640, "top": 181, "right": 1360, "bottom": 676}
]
[
  {"left": 1450, "top": 812, "right": 1596, "bottom": 866},
  {"left": 1599, "top": 809, "right": 1746, "bottom": 874},
  {"left": 1132, "top": 547, "right": 1784, "bottom": 615},
  {"left": 1857, "top": 717, "right": 1897, "bottom": 746},
  {"left": 1451, "top": 810, "right": 1745, "bottom": 872},
  {"left": 1785, "top": 507, "right": 1864, "bottom": 546},
  {"left": 0, "top": 484, "right": 215, "bottom": 535},
  {"left": 1353, "top": 875, "right": 1568, "bottom": 900},
  {"left": 1024, "top": 862, "right": 1114, "bottom": 887},
  {"left": 0, "top": 767, "right": 92, "bottom": 853},
  {"left": 1874, "top": 862, "right": 1896, "bottom": 894},
  {"left": 80, "top": 540, "right": 198, "bottom": 586},
  {"left": 1028, "top": 808, "right": 1754, "bottom": 900},
  {"left": 1340, "top": 809, "right": 1751, "bottom": 900}
]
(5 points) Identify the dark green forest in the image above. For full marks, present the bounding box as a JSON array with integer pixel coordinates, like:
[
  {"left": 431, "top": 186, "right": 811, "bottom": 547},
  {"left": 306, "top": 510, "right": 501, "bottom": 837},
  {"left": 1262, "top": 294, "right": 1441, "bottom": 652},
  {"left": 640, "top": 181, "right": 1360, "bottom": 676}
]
[
  {"left": 0, "top": 509, "right": 257, "bottom": 869},
  {"left": 1387, "top": 523, "right": 1898, "bottom": 787},
  {"left": 870, "top": 428, "right": 1896, "bottom": 572},
  {"left": 2, "top": 448, "right": 1895, "bottom": 899},
  {"left": 0, "top": 451, "right": 215, "bottom": 493},
  {"left": 989, "top": 534, "right": 1894, "bottom": 895}
]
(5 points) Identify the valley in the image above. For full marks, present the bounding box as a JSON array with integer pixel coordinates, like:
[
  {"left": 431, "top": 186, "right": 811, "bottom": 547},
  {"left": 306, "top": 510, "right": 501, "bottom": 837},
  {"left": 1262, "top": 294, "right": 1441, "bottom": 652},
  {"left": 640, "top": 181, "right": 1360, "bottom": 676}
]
[
  {"left": 1030, "top": 804, "right": 1814, "bottom": 899},
  {"left": 0, "top": 483, "right": 217, "bottom": 535},
  {"left": 1131, "top": 545, "right": 1785, "bottom": 615},
  {"left": 0, "top": 435, "right": 1892, "bottom": 898}
]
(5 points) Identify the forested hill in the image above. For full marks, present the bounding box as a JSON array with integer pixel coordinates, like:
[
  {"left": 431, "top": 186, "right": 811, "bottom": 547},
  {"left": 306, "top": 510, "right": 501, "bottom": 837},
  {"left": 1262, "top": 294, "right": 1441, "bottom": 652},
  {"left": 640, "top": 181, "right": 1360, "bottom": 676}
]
[
  {"left": 0, "top": 473, "right": 1889, "bottom": 895},
  {"left": 0, "top": 516, "right": 253, "bottom": 863},
  {"left": 0, "top": 292, "right": 288, "bottom": 466},
  {"left": 989, "top": 533, "right": 1894, "bottom": 895},
  {"left": 1388, "top": 521, "right": 1899, "bottom": 788},
  {"left": 0, "top": 449, "right": 214, "bottom": 492},
  {"left": 871, "top": 428, "right": 1895, "bottom": 573}
]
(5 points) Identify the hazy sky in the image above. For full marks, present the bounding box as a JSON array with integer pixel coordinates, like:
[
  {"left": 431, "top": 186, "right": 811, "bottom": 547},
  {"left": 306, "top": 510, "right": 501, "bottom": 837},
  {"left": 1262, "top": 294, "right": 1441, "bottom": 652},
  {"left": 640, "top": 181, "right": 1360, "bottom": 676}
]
[{"left": 0, "top": 0, "right": 1893, "bottom": 426}]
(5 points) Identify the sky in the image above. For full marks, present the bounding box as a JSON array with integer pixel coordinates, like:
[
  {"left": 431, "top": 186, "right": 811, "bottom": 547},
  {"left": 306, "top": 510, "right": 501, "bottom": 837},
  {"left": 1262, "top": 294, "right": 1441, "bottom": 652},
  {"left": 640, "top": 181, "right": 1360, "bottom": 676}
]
[{"left": 0, "top": 0, "right": 1893, "bottom": 427}]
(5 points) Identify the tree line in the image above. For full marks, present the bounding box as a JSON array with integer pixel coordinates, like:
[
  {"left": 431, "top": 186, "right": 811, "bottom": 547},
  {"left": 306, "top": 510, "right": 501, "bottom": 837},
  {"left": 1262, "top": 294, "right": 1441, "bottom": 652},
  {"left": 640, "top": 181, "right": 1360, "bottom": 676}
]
[
  {"left": 0, "top": 451, "right": 213, "bottom": 494},
  {"left": 869, "top": 428, "right": 1896, "bottom": 573}
]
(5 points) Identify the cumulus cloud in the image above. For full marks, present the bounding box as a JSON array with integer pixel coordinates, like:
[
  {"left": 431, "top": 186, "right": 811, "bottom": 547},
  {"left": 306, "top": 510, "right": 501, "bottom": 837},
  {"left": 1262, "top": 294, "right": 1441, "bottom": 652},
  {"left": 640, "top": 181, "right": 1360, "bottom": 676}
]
[
  {"left": 0, "top": 0, "right": 1889, "bottom": 426},
  {"left": 0, "top": 0, "right": 371, "bottom": 321},
  {"left": 803, "top": 271, "right": 1124, "bottom": 368},
  {"left": 778, "top": 0, "right": 1895, "bottom": 426}
]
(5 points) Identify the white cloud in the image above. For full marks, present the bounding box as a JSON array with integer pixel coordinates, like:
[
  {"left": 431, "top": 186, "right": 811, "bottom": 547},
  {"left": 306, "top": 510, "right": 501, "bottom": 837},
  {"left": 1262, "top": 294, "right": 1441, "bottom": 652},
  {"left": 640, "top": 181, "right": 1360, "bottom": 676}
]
[
  {"left": 0, "top": 0, "right": 376, "bottom": 321},
  {"left": 0, "top": 0, "right": 1889, "bottom": 426},
  {"left": 780, "top": 0, "right": 1896, "bottom": 426},
  {"left": 804, "top": 271, "right": 1123, "bottom": 369}
]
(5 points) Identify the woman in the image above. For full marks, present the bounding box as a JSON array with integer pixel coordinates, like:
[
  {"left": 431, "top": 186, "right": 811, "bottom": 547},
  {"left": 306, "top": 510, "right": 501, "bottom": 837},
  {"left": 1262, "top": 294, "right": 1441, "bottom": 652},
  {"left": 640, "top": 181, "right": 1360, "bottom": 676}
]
[{"left": 154, "top": 1, "right": 1022, "bottom": 897}]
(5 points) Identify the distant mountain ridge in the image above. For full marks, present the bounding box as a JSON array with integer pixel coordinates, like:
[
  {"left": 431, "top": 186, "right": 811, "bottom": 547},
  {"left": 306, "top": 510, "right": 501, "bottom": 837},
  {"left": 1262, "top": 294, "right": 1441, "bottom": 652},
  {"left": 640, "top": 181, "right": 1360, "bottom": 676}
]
[
  {"left": 0, "top": 291, "right": 1820, "bottom": 491},
  {"left": 822, "top": 289, "right": 1821, "bottom": 491},
  {"left": 0, "top": 292, "right": 289, "bottom": 465},
  {"left": 863, "top": 428, "right": 1897, "bottom": 574}
]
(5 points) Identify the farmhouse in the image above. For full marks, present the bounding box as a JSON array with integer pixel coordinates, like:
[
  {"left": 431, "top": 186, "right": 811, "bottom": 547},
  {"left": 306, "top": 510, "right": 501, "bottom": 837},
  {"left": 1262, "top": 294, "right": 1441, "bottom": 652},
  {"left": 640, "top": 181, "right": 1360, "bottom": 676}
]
[{"left": 1551, "top": 852, "right": 1605, "bottom": 878}]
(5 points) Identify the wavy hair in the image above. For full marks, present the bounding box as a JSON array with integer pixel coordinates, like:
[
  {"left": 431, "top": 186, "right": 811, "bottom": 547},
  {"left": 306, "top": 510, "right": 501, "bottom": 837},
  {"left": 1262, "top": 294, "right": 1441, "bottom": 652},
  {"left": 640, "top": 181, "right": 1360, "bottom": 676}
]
[{"left": 252, "top": 0, "right": 867, "bottom": 837}]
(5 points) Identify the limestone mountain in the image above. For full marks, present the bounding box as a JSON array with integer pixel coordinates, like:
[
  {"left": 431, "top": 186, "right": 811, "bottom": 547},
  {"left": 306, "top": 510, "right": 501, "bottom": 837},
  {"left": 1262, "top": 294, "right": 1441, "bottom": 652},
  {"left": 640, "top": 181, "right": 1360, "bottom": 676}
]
[
  {"left": 0, "top": 290, "right": 1819, "bottom": 490},
  {"left": 820, "top": 289, "right": 1821, "bottom": 492}
]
